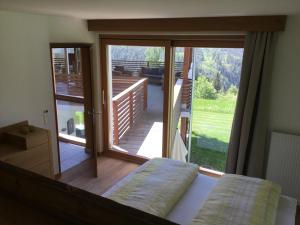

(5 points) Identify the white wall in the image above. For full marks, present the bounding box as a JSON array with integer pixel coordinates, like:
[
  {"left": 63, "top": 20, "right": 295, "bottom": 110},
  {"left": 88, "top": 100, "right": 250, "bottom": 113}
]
[
  {"left": 0, "top": 11, "right": 101, "bottom": 174},
  {"left": 269, "top": 14, "right": 300, "bottom": 135}
]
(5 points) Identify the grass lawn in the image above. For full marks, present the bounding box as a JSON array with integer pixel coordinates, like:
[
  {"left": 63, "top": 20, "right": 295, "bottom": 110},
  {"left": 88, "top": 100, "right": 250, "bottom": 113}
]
[{"left": 190, "top": 95, "right": 237, "bottom": 171}]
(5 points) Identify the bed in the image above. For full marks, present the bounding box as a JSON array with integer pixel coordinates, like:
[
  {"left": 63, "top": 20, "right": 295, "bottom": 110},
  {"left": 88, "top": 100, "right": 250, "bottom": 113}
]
[
  {"left": 103, "top": 158, "right": 297, "bottom": 225},
  {"left": 167, "top": 174, "right": 297, "bottom": 225}
]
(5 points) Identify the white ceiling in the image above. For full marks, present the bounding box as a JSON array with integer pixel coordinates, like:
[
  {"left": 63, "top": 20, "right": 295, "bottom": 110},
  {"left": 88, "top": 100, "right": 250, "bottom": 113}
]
[{"left": 0, "top": 0, "right": 299, "bottom": 19}]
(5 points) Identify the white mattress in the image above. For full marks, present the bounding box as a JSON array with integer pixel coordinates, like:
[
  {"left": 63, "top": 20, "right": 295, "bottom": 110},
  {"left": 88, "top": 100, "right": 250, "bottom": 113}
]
[{"left": 167, "top": 174, "right": 298, "bottom": 225}]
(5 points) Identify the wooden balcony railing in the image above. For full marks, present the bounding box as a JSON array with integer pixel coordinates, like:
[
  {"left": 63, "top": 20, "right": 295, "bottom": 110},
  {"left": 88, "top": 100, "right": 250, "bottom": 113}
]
[
  {"left": 112, "top": 60, "right": 184, "bottom": 73},
  {"left": 112, "top": 78, "right": 148, "bottom": 145},
  {"left": 181, "top": 79, "right": 192, "bottom": 110}
]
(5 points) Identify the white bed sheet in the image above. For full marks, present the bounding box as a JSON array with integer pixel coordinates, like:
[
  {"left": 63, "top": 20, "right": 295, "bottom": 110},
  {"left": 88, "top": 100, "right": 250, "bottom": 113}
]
[{"left": 167, "top": 174, "right": 298, "bottom": 225}]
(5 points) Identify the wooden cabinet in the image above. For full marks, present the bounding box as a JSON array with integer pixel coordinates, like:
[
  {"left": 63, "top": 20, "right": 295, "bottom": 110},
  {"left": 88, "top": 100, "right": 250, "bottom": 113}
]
[{"left": 0, "top": 121, "right": 53, "bottom": 178}]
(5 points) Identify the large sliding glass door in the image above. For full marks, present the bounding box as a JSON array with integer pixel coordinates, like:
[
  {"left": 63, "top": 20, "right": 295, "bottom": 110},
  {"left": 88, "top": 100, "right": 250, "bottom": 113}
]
[{"left": 100, "top": 36, "right": 245, "bottom": 170}]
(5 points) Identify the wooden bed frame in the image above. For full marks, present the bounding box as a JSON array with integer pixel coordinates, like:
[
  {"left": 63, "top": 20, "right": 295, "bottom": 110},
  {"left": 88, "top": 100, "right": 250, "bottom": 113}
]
[{"left": 0, "top": 161, "right": 177, "bottom": 225}]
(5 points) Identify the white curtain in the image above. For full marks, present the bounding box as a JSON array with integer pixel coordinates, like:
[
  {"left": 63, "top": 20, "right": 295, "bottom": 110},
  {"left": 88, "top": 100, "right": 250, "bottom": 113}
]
[{"left": 172, "top": 129, "right": 188, "bottom": 162}]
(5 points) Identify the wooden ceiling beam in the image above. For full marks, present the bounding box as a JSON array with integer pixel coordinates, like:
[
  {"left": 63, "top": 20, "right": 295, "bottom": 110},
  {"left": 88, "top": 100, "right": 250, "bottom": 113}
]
[{"left": 88, "top": 16, "right": 286, "bottom": 32}]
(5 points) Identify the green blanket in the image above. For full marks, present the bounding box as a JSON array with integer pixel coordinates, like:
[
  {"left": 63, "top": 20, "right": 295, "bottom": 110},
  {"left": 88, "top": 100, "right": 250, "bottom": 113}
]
[
  {"left": 191, "top": 174, "right": 281, "bottom": 225},
  {"left": 104, "top": 158, "right": 198, "bottom": 217}
]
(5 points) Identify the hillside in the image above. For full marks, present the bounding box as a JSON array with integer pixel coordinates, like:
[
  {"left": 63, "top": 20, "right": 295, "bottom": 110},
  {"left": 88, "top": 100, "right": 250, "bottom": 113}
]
[{"left": 111, "top": 46, "right": 243, "bottom": 90}]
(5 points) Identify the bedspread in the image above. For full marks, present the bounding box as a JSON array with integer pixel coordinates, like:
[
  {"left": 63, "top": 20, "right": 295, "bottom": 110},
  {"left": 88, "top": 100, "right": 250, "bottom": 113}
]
[{"left": 191, "top": 174, "right": 281, "bottom": 225}]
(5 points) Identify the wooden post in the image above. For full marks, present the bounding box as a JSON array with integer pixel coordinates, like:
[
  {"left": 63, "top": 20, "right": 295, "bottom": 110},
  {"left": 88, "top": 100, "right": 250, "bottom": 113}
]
[
  {"left": 112, "top": 100, "right": 119, "bottom": 145},
  {"left": 180, "top": 118, "right": 187, "bottom": 145},
  {"left": 143, "top": 79, "right": 148, "bottom": 110},
  {"left": 129, "top": 91, "right": 134, "bottom": 128},
  {"left": 182, "top": 47, "right": 192, "bottom": 109},
  {"left": 74, "top": 48, "right": 78, "bottom": 74},
  {"left": 180, "top": 48, "right": 193, "bottom": 147},
  {"left": 63, "top": 48, "right": 68, "bottom": 74}
]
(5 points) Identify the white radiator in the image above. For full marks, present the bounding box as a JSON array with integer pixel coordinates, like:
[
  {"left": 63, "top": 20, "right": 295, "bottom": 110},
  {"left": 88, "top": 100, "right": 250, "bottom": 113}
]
[{"left": 266, "top": 131, "right": 300, "bottom": 203}]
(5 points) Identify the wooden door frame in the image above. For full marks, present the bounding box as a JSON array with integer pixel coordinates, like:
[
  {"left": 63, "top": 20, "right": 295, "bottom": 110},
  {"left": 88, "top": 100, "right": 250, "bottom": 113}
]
[
  {"left": 100, "top": 38, "right": 173, "bottom": 160},
  {"left": 49, "top": 43, "right": 95, "bottom": 176},
  {"left": 99, "top": 35, "right": 245, "bottom": 163}
]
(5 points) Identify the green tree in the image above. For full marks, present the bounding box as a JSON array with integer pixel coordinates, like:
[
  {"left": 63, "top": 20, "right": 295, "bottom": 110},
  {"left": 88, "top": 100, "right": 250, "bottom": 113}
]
[
  {"left": 194, "top": 76, "right": 217, "bottom": 99},
  {"left": 145, "top": 48, "right": 163, "bottom": 66},
  {"left": 227, "top": 85, "right": 238, "bottom": 96},
  {"left": 212, "top": 72, "right": 222, "bottom": 93}
]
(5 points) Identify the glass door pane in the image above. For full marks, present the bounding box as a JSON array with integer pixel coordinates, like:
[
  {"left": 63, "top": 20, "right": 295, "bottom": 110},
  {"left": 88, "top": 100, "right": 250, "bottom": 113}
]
[
  {"left": 56, "top": 100, "right": 86, "bottom": 144},
  {"left": 107, "top": 45, "right": 165, "bottom": 158},
  {"left": 169, "top": 47, "right": 243, "bottom": 172},
  {"left": 51, "top": 46, "right": 93, "bottom": 173},
  {"left": 189, "top": 47, "right": 244, "bottom": 172},
  {"left": 52, "top": 48, "right": 83, "bottom": 97}
]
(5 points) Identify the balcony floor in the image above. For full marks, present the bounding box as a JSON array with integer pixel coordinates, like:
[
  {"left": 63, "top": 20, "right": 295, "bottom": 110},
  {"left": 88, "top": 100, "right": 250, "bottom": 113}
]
[{"left": 117, "top": 84, "right": 164, "bottom": 158}]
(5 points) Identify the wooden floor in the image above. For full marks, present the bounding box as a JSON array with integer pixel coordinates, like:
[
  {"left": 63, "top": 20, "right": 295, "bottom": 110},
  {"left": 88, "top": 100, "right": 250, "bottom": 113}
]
[
  {"left": 59, "top": 156, "right": 140, "bottom": 195},
  {"left": 117, "top": 84, "right": 164, "bottom": 158}
]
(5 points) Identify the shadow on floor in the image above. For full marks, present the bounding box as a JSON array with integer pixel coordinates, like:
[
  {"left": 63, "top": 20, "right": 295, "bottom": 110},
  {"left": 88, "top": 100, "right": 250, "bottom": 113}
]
[
  {"left": 192, "top": 132, "right": 228, "bottom": 152},
  {"left": 190, "top": 135, "right": 228, "bottom": 171},
  {"left": 59, "top": 142, "right": 91, "bottom": 172}
]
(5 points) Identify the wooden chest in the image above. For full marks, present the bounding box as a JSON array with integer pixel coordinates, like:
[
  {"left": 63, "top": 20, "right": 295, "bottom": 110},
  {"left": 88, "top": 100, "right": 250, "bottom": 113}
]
[{"left": 0, "top": 121, "right": 53, "bottom": 178}]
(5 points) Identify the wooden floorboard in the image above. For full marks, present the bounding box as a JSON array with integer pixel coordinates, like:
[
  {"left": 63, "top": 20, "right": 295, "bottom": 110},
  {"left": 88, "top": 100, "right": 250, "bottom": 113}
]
[{"left": 59, "top": 156, "right": 140, "bottom": 195}]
